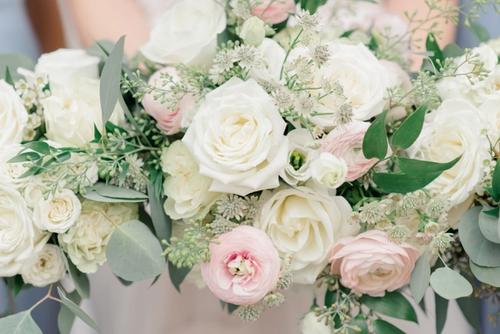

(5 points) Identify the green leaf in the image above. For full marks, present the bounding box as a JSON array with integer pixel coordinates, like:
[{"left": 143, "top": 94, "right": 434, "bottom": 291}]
[
  {"left": 83, "top": 183, "right": 148, "bottom": 203},
  {"left": 442, "top": 43, "right": 465, "bottom": 58},
  {"left": 147, "top": 182, "right": 172, "bottom": 242},
  {"left": 57, "top": 291, "right": 82, "bottom": 334},
  {"left": 0, "top": 53, "right": 34, "bottom": 81},
  {"left": 107, "top": 220, "right": 165, "bottom": 281},
  {"left": 0, "top": 311, "right": 41, "bottom": 334},
  {"left": 426, "top": 33, "right": 444, "bottom": 71},
  {"left": 483, "top": 207, "right": 499, "bottom": 218},
  {"left": 361, "top": 291, "right": 418, "bottom": 323},
  {"left": 57, "top": 287, "right": 98, "bottom": 331},
  {"left": 434, "top": 293, "right": 449, "bottom": 334},
  {"left": 470, "top": 21, "right": 490, "bottom": 43},
  {"left": 430, "top": 267, "right": 473, "bottom": 299},
  {"left": 23, "top": 141, "right": 51, "bottom": 154},
  {"left": 410, "top": 251, "right": 431, "bottom": 303},
  {"left": 362, "top": 110, "right": 388, "bottom": 160},
  {"left": 470, "top": 260, "right": 500, "bottom": 287},
  {"left": 67, "top": 260, "right": 90, "bottom": 299},
  {"left": 456, "top": 296, "right": 481, "bottom": 333},
  {"left": 168, "top": 261, "right": 191, "bottom": 292},
  {"left": 459, "top": 206, "right": 500, "bottom": 267},
  {"left": 398, "top": 156, "right": 461, "bottom": 175},
  {"left": 373, "top": 319, "right": 405, "bottom": 334},
  {"left": 324, "top": 289, "right": 336, "bottom": 307},
  {"left": 8, "top": 152, "right": 40, "bottom": 163},
  {"left": 4, "top": 67, "right": 14, "bottom": 85},
  {"left": 299, "top": 0, "right": 328, "bottom": 14},
  {"left": 5, "top": 275, "right": 24, "bottom": 296},
  {"left": 347, "top": 316, "right": 369, "bottom": 334},
  {"left": 491, "top": 161, "right": 500, "bottom": 201},
  {"left": 478, "top": 209, "right": 500, "bottom": 244},
  {"left": 100, "top": 36, "right": 125, "bottom": 123},
  {"left": 391, "top": 106, "right": 428, "bottom": 149}
]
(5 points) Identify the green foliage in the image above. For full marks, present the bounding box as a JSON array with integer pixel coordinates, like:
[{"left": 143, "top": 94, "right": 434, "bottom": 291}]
[
  {"left": 456, "top": 296, "right": 481, "bottom": 333},
  {"left": 491, "top": 160, "right": 500, "bottom": 201},
  {"left": 0, "top": 53, "right": 34, "bottom": 81},
  {"left": 83, "top": 183, "right": 148, "bottom": 203},
  {"left": 0, "top": 311, "right": 41, "bottom": 334},
  {"left": 410, "top": 252, "right": 431, "bottom": 303},
  {"left": 57, "top": 287, "right": 98, "bottom": 331},
  {"left": 147, "top": 182, "right": 172, "bottom": 242},
  {"left": 107, "top": 220, "right": 165, "bottom": 281},
  {"left": 100, "top": 36, "right": 125, "bottom": 123},
  {"left": 391, "top": 106, "right": 428, "bottom": 149},
  {"left": 426, "top": 33, "right": 445, "bottom": 71},
  {"left": 434, "top": 293, "right": 449, "bottom": 334},
  {"left": 362, "top": 111, "right": 388, "bottom": 160},
  {"left": 469, "top": 260, "right": 500, "bottom": 287},
  {"left": 361, "top": 291, "right": 418, "bottom": 323},
  {"left": 67, "top": 260, "right": 90, "bottom": 299},
  {"left": 430, "top": 267, "right": 473, "bottom": 299},
  {"left": 373, "top": 319, "right": 405, "bottom": 334},
  {"left": 442, "top": 43, "right": 465, "bottom": 58},
  {"left": 168, "top": 261, "right": 191, "bottom": 292},
  {"left": 478, "top": 209, "right": 500, "bottom": 243},
  {"left": 470, "top": 21, "right": 490, "bottom": 43},
  {"left": 57, "top": 291, "right": 82, "bottom": 334},
  {"left": 296, "top": 0, "right": 327, "bottom": 14}
]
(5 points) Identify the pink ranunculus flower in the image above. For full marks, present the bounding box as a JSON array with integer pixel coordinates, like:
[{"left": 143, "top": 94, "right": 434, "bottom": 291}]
[
  {"left": 201, "top": 226, "right": 281, "bottom": 305},
  {"left": 330, "top": 230, "right": 419, "bottom": 297},
  {"left": 251, "top": 0, "right": 296, "bottom": 25},
  {"left": 321, "top": 121, "right": 378, "bottom": 182},
  {"left": 142, "top": 67, "right": 194, "bottom": 135}
]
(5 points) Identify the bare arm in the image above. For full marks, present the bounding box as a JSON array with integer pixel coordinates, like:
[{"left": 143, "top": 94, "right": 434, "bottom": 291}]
[
  {"left": 26, "top": 0, "right": 66, "bottom": 52},
  {"left": 65, "top": 0, "right": 150, "bottom": 55}
]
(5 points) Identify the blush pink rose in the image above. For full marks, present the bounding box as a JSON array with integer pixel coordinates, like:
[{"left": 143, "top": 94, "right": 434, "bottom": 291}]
[
  {"left": 330, "top": 230, "right": 419, "bottom": 297},
  {"left": 251, "top": 0, "right": 296, "bottom": 25},
  {"left": 321, "top": 121, "right": 378, "bottom": 181},
  {"left": 142, "top": 67, "right": 194, "bottom": 135},
  {"left": 201, "top": 226, "right": 281, "bottom": 305}
]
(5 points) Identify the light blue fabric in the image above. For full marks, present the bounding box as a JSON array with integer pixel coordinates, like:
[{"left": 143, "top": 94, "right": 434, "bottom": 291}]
[{"left": 457, "top": 2, "right": 500, "bottom": 48}]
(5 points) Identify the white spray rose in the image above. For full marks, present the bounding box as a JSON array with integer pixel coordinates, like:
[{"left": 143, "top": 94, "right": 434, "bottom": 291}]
[
  {"left": 183, "top": 78, "right": 289, "bottom": 196},
  {"left": 239, "top": 16, "right": 266, "bottom": 47},
  {"left": 408, "top": 99, "right": 490, "bottom": 206},
  {"left": 141, "top": 0, "right": 226, "bottom": 67},
  {"left": 310, "top": 152, "right": 348, "bottom": 189},
  {"left": 58, "top": 200, "right": 138, "bottom": 273},
  {"left": 280, "top": 129, "right": 317, "bottom": 186},
  {"left": 300, "top": 311, "right": 331, "bottom": 334},
  {"left": 250, "top": 38, "right": 287, "bottom": 82},
  {"left": 0, "top": 80, "right": 28, "bottom": 146},
  {"left": 21, "top": 244, "right": 66, "bottom": 287},
  {"left": 258, "top": 186, "right": 356, "bottom": 284},
  {"left": 33, "top": 189, "right": 81, "bottom": 233},
  {"left": 161, "top": 141, "right": 220, "bottom": 220}
]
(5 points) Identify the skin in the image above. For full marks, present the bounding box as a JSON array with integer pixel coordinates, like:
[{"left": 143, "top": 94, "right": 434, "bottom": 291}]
[{"left": 26, "top": 0, "right": 66, "bottom": 52}]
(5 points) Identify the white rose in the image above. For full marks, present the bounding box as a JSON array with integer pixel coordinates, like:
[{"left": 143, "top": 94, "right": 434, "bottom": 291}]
[
  {"left": 310, "top": 152, "right": 348, "bottom": 189},
  {"left": 251, "top": 38, "right": 287, "bottom": 82},
  {"left": 0, "top": 80, "right": 28, "bottom": 146},
  {"left": 35, "top": 49, "right": 100, "bottom": 88},
  {"left": 239, "top": 16, "right": 266, "bottom": 47},
  {"left": 141, "top": 0, "right": 226, "bottom": 67},
  {"left": 300, "top": 312, "right": 330, "bottom": 334},
  {"left": 183, "top": 78, "right": 289, "bottom": 196},
  {"left": 0, "top": 176, "right": 38, "bottom": 276},
  {"left": 280, "top": 129, "right": 317, "bottom": 186},
  {"left": 58, "top": 200, "right": 138, "bottom": 273},
  {"left": 21, "top": 244, "right": 66, "bottom": 287},
  {"left": 258, "top": 186, "right": 356, "bottom": 284},
  {"left": 479, "top": 94, "right": 500, "bottom": 148},
  {"left": 0, "top": 144, "right": 24, "bottom": 181},
  {"left": 408, "top": 99, "right": 490, "bottom": 206},
  {"left": 315, "top": 43, "right": 388, "bottom": 124},
  {"left": 161, "top": 141, "right": 220, "bottom": 220},
  {"left": 486, "top": 38, "right": 500, "bottom": 55},
  {"left": 42, "top": 78, "right": 125, "bottom": 147},
  {"left": 33, "top": 189, "right": 81, "bottom": 233}
]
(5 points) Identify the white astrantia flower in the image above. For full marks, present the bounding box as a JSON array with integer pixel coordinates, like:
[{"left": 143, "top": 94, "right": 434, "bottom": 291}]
[
  {"left": 310, "top": 152, "right": 348, "bottom": 189},
  {"left": 33, "top": 189, "right": 82, "bottom": 234},
  {"left": 183, "top": 78, "right": 289, "bottom": 196},
  {"left": 257, "top": 186, "right": 357, "bottom": 284},
  {"left": 0, "top": 80, "right": 28, "bottom": 147},
  {"left": 280, "top": 128, "right": 317, "bottom": 186},
  {"left": 141, "top": 0, "right": 226, "bottom": 67},
  {"left": 408, "top": 99, "right": 490, "bottom": 206},
  {"left": 21, "top": 244, "right": 66, "bottom": 287}
]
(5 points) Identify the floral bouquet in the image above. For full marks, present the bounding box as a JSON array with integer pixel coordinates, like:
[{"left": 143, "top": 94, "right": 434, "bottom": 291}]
[{"left": 1, "top": 0, "right": 499, "bottom": 333}]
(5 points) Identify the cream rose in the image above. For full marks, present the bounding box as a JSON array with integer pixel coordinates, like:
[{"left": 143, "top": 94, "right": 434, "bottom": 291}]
[
  {"left": 257, "top": 186, "right": 356, "bottom": 284},
  {"left": 58, "top": 200, "right": 138, "bottom": 273},
  {"left": 280, "top": 128, "right": 317, "bottom": 186},
  {"left": 33, "top": 189, "right": 81, "bottom": 233},
  {"left": 183, "top": 78, "right": 289, "bottom": 196},
  {"left": 141, "top": 0, "right": 226, "bottom": 67},
  {"left": 310, "top": 152, "right": 348, "bottom": 190},
  {"left": 0, "top": 80, "right": 28, "bottom": 146},
  {"left": 408, "top": 99, "right": 490, "bottom": 206},
  {"left": 161, "top": 141, "right": 219, "bottom": 220},
  {"left": 315, "top": 43, "right": 388, "bottom": 125},
  {"left": 21, "top": 244, "right": 66, "bottom": 287}
]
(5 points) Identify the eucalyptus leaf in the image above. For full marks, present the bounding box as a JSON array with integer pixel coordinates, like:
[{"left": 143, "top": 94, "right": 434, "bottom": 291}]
[
  {"left": 83, "top": 183, "right": 148, "bottom": 203},
  {"left": 57, "top": 287, "right": 98, "bottom": 331},
  {"left": 361, "top": 291, "right": 418, "bottom": 323},
  {"left": 0, "top": 311, "right": 41, "bottom": 334},
  {"left": 67, "top": 260, "right": 90, "bottom": 299},
  {"left": 456, "top": 296, "right": 481, "bottom": 333},
  {"left": 478, "top": 209, "right": 500, "bottom": 244},
  {"left": 168, "top": 261, "right": 191, "bottom": 292},
  {"left": 459, "top": 206, "right": 500, "bottom": 267},
  {"left": 391, "top": 106, "right": 427, "bottom": 149},
  {"left": 492, "top": 161, "right": 500, "bottom": 201},
  {"left": 373, "top": 319, "right": 405, "bottom": 334},
  {"left": 410, "top": 251, "right": 431, "bottom": 303},
  {"left": 434, "top": 293, "right": 449, "bottom": 334},
  {"left": 430, "top": 267, "right": 472, "bottom": 299},
  {"left": 470, "top": 260, "right": 500, "bottom": 287},
  {"left": 107, "top": 220, "right": 165, "bottom": 281},
  {"left": 362, "top": 110, "right": 388, "bottom": 160},
  {"left": 147, "top": 182, "right": 172, "bottom": 242},
  {"left": 100, "top": 36, "right": 125, "bottom": 123},
  {"left": 470, "top": 21, "right": 490, "bottom": 43},
  {"left": 57, "top": 291, "right": 82, "bottom": 334}
]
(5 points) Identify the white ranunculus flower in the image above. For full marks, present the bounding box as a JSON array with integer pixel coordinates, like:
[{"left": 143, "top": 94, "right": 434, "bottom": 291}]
[
  {"left": 21, "top": 244, "right": 66, "bottom": 287},
  {"left": 310, "top": 152, "right": 348, "bottom": 189},
  {"left": 315, "top": 42, "right": 388, "bottom": 124},
  {"left": 257, "top": 186, "right": 356, "bottom": 284},
  {"left": 35, "top": 49, "right": 100, "bottom": 88},
  {"left": 42, "top": 78, "right": 125, "bottom": 147},
  {"left": 161, "top": 141, "right": 220, "bottom": 220},
  {"left": 408, "top": 99, "right": 490, "bottom": 206},
  {"left": 300, "top": 311, "right": 331, "bottom": 334},
  {"left": 33, "top": 189, "right": 81, "bottom": 233},
  {"left": 183, "top": 78, "right": 289, "bottom": 196},
  {"left": 280, "top": 129, "right": 317, "bottom": 186},
  {"left": 0, "top": 80, "right": 28, "bottom": 146},
  {"left": 58, "top": 200, "right": 138, "bottom": 273},
  {"left": 239, "top": 16, "right": 266, "bottom": 47},
  {"left": 141, "top": 0, "right": 226, "bottom": 67},
  {"left": 251, "top": 38, "right": 287, "bottom": 82}
]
